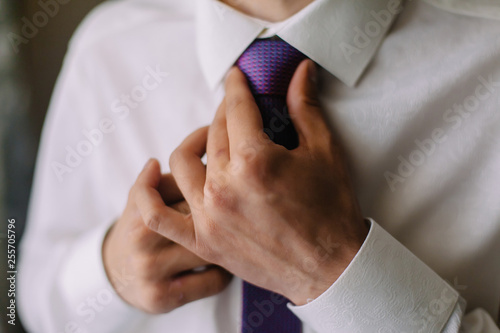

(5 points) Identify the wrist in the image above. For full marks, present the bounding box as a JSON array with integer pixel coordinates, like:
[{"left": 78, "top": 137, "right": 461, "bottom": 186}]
[
  {"left": 287, "top": 256, "right": 351, "bottom": 306},
  {"left": 286, "top": 218, "right": 369, "bottom": 305}
]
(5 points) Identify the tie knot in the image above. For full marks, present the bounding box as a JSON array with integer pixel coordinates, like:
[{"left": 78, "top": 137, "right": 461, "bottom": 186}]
[{"left": 236, "top": 37, "right": 307, "bottom": 96}]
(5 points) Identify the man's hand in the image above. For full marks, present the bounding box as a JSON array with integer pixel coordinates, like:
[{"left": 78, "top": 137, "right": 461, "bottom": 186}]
[
  {"left": 137, "top": 60, "right": 369, "bottom": 306},
  {"left": 102, "top": 160, "right": 232, "bottom": 314}
]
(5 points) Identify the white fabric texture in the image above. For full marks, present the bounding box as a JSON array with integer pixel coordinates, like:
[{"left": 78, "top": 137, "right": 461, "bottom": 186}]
[
  {"left": 17, "top": 0, "right": 500, "bottom": 332},
  {"left": 423, "top": 0, "right": 500, "bottom": 20},
  {"left": 290, "top": 220, "right": 460, "bottom": 333}
]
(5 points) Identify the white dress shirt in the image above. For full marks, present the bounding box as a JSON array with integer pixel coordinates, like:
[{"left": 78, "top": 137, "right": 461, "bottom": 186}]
[{"left": 18, "top": 0, "right": 500, "bottom": 332}]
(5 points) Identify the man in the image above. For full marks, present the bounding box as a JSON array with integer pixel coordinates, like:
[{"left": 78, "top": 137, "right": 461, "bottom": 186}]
[{"left": 18, "top": 0, "right": 500, "bottom": 332}]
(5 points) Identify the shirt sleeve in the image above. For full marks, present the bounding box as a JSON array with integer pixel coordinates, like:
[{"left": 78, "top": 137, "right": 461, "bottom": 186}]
[
  {"left": 289, "top": 219, "right": 500, "bottom": 333},
  {"left": 16, "top": 9, "right": 145, "bottom": 333}
]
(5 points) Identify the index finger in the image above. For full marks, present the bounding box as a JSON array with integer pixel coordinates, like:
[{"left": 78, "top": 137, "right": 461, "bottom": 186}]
[
  {"left": 134, "top": 159, "right": 195, "bottom": 248},
  {"left": 225, "top": 67, "right": 263, "bottom": 156},
  {"left": 207, "top": 100, "right": 230, "bottom": 175},
  {"left": 169, "top": 127, "right": 208, "bottom": 211}
]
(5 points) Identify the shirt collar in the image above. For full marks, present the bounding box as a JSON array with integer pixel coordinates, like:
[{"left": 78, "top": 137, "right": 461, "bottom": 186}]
[{"left": 196, "top": 0, "right": 402, "bottom": 89}]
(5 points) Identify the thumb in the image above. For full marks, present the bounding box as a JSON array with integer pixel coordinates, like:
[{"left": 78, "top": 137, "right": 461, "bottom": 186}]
[{"left": 287, "top": 59, "right": 331, "bottom": 150}]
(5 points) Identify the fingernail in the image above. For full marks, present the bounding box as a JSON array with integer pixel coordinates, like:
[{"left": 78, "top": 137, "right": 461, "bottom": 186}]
[
  {"left": 144, "top": 158, "right": 154, "bottom": 169},
  {"left": 308, "top": 60, "right": 317, "bottom": 85}
]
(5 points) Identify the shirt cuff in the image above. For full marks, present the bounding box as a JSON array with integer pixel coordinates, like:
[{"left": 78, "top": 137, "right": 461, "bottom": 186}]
[
  {"left": 289, "top": 219, "right": 459, "bottom": 333},
  {"left": 58, "top": 222, "right": 143, "bottom": 331}
]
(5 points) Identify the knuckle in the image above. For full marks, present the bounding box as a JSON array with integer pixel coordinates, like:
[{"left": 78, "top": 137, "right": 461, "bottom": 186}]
[
  {"left": 204, "top": 178, "right": 234, "bottom": 210},
  {"left": 214, "top": 147, "right": 229, "bottom": 159},
  {"left": 203, "top": 178, "right": 222, "bottom": 199},
  {"left": 238, "top": 141, "right": 261, "bottom": 164},
  {"left": 233, "top": 150, "right": 269, "bottom": 184}
]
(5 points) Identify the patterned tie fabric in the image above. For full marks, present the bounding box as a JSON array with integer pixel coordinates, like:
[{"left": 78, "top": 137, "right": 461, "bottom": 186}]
[
  {"left": 236, "top": 37, "right": 306, "bottom": 333},
  {"left": 236, "top": 36, "right": 307, "bottom": 150}
]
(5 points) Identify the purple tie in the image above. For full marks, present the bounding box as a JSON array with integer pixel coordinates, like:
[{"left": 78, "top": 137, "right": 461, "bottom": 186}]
[
  {"left": 236, "top": 37, "right": 305, "bottom": 333},
  {"left": 236, "top": 36, "right": 307, "bottom": 150}
]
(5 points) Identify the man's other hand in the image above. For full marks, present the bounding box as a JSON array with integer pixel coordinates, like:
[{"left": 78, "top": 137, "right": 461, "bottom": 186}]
[{"left": 103, "top": 160, "right": 232, "bottom": 314}]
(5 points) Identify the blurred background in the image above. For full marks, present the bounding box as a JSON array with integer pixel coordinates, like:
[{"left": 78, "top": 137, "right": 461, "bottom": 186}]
[{"left": 1, "top": 0, "right": 105, "bottom": 331}]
